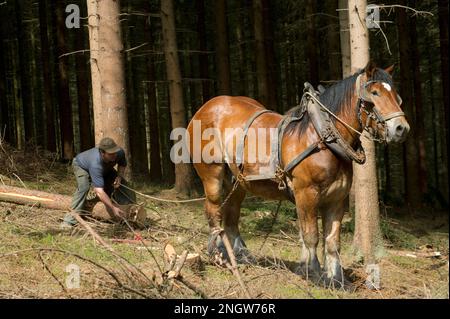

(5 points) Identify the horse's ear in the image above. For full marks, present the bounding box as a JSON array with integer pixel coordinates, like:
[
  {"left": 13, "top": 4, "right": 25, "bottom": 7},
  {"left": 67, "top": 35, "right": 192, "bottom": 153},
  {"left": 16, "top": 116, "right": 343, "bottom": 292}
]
[
  {"left": 364, "top": 61, "right": 377, "bottom": 79},
  {"left": 384, "top": 64, "right": 395, "bottom": 75}
]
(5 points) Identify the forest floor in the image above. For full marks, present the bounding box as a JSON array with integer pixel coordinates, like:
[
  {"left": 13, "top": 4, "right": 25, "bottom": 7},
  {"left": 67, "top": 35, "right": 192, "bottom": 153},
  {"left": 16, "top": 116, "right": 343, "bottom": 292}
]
[{"left": 0, "top": 143, "right": 448, "bottom": 299}]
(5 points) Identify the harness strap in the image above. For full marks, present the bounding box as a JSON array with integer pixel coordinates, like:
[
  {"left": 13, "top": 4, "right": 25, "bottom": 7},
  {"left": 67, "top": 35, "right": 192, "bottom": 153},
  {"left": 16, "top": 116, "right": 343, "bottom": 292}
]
[
  {"left": 235, "top": 109, "right": 274, "bottom": 167},
  {"left": 283, "top": 141, "right": 321, "bottom": 174}
]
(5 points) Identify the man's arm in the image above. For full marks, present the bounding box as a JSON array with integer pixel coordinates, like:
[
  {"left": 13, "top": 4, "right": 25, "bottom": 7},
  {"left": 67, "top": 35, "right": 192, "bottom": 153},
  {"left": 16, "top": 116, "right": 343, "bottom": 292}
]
[{"left": 94, "top": 187, "right": 124, "bottom": 218}]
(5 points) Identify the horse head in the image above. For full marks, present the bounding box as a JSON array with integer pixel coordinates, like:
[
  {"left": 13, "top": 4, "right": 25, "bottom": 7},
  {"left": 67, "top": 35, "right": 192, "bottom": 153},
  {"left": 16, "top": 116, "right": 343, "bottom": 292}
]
[{"left": 356, "top": 62, "right": 410, "bottom": 143}]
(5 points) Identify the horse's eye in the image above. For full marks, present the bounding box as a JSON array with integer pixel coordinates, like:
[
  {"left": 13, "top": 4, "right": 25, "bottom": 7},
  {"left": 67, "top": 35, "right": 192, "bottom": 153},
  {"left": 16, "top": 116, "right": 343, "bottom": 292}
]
[{"left": 371, "top": 90, "right": 379, "bottom": 96}]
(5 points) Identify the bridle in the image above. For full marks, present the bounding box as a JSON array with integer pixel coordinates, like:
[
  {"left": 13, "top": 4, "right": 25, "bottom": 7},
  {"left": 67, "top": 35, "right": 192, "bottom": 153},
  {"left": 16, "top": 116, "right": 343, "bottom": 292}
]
[{"left": 355, "top": 74, "right": 405, "bottom": 142}]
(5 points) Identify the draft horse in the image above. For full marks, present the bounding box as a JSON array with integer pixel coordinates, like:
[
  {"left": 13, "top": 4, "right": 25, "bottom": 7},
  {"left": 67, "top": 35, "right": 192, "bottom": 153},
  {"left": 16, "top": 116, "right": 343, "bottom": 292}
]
[{"left": 187, "top": 62, "right": 410, "bottom": 286}]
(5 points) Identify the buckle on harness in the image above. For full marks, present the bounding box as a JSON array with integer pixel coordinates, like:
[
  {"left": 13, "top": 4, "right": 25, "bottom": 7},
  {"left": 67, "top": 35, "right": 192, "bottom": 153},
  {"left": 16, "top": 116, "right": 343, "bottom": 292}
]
[{"left": 275, "top": 166, "right": 287, "bottom": 190}]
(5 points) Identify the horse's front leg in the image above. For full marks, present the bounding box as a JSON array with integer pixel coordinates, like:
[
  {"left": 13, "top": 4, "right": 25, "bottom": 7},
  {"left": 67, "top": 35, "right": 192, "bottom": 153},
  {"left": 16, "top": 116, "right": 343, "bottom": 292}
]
[
  {"left": 322, "top": 201, "right": 345, "bottom": 288},
  {"left": 295, "top": 187, "right": 321, "bottom": 278}
]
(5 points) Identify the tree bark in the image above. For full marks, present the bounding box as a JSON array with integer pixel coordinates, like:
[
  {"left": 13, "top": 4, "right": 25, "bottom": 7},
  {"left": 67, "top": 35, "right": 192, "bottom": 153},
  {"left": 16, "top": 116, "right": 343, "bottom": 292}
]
[
  {"left": 14, "top": 0, "right": 34, "bottom": 144},
  {"left": 262, "top": 0, "right": 279, "bottom": 111},
  {"left": 144, "top": 11, "right": 162, "bottom": 182},
  {"left": 87, "top": 0, "right": 103, "bottom": 144},
  {"left": 161, "top": 0, "right": 194, "bottom": 195},
  {"left": 397, "top": 4, "right": 421, "bottom": 208},
  {"left": 326, "top": 0, "right": 342, "bottom": 81},
  {"left": 215, "top": 0, "right": 231, "bottom": 95},
  {"left": 339, "top": 0, "right": 351, "bottom": 78},
  {"left": 0, "top": 185, "right": 145, "bottom": 224},
  {"left": 0, "top": 28, "right": 10, "bottom": 142},
  {"left": 54, "top": 0, "right": 74, "bottom": 160},
  {"left": 96, "top": 0, "right": 132, "bottom": 179},
  {"left": 38, "top": 0, "right": 56, "bottom": 152},
  {"left": 305, "top": 0, "right": 319, "bottom": 87},
  {"left": 438, "top": 0, "right": 449, "bottom": 143},
  {"left": 349, "top": 0, "right": 383, "bottom": 264},
  {"left": 253, "top": 0, "right": 269, "bottom": 107},
  {"left": 75, "top": 6, "right": 94, "bottom": 152},
  {"left": 196, "top": 0, "right": 211, "bottom": 103},
  {"left": 409, "top": 13, "right": 428, "bottom": 196}
]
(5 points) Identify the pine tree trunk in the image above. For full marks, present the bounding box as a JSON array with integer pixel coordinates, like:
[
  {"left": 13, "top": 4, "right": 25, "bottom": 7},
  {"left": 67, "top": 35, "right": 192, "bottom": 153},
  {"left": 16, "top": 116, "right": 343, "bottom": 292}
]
[
  {"left": 253, "top": 0, "right": 269, "bottom": 106},
  {"left": 38, "top": 0, "right": 56, "bottom": 152},
  {"left": 14, "top": 0, "right": 34, "bottom": 144},
  {"left": 96, "top": 0, "right": 132, "bottom": 178},
  {"left": 0, "top": 31, "right": 10, "bottom": 142},
  {"left": 339, "top": 0, "right": 354, "bottom": 215},
  {"left": 54, "top": 0, "right": 74, "bottom": 160},
  {"left": 397, "top": 4, "right": 421, "bottom": 208},
  {"left": 11, "top": 40, "right": 25, "bottom": 149},
  {"left": 338, "top": 0, "right": 351, "bottom": 77},
  {"left": 438, "top": 0, "right": 449, "bottom": 142},
  {"left": 235, "top": 19, "right": 247, "bottom": 97},
  {"left": 123, "top": 0, "right": 140, "bottom": 179},
  {"left": 161, "top": 0, "right": 194, "bottom": 195},
  {"left": 215, "top": 0, "right": 231, "bottom": 95},
  {"left": 196, "top": 0, "right": 211, "bottom": 103},
  {"left": 305, "top": 0, "right": 319, "bottom": 87},
  {"left": 75, "top": 8, "right": 93, "bottom": 152},
  {"left": 144, "top": 11, "right": 162, "bottom": 182},
  {"left": 326, "top": 0, "right": 341, "bottom": 81},
  {"left": 349, "top": 0, "right": 383, "bottom": 264},
  {"left": 87, "top": 0, "right": 103, "bottom": 144},
  {"left": 409, "top": 14, "right": 428, "bottom": 196},
  {"left": 262, "top": 0, "right": 279, "bottom": 111}
]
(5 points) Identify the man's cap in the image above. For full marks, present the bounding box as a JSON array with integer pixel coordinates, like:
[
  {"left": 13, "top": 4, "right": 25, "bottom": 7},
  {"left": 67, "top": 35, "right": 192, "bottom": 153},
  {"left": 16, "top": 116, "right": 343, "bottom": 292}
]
[{"left": 98, "top": 137, "right": 121, "bottom": 154}]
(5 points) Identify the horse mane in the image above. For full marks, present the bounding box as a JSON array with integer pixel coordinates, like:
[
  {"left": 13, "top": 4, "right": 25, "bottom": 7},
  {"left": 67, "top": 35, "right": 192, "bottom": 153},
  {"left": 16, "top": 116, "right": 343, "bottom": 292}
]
[{"left": 284, "top": 67, "right": 394, "bottom": 138}]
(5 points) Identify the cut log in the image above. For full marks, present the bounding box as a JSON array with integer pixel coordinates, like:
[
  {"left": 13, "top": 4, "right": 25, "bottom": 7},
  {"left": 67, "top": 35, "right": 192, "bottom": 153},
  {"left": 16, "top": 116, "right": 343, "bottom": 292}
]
[{"left": 0, "top": 185, "right": 146, "bottom": 225}]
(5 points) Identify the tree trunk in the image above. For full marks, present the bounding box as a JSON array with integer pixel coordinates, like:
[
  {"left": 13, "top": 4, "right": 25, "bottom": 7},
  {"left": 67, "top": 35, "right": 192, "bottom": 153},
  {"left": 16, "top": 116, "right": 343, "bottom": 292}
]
[
  {"left": 409, "top": 13, "right": 428, "bottom": 196},
  {"left": 326, "top": 0, "right": 341, "bottom": 81},
  {"left": 305, "top": 0, "right": 319, "bottom": 87},
  {"left": 253, "top": 0, "right": 269, "bottom": 107},
  {"left": 349, "top": 0, "right": 383, "bottom": 264},
  {"left": 235, "top": 18, "right": 247, "bottom": 97},
  {"left": 96, "top": 0, "right": 132, "bottom": 179},
  {"left": 397, "top": 4, "right": 421, "bottom": 208},
  {"left": 262, "top": 0, "right": 279, "bottom": 111},
  {"left": 339, "top": 0, "right": 351, "bottom": 78},
  {"left": 215, "top": 0, "right": 231, "bottom": 95},
  {"left": 87, "top": 0, "right": 103, "bottom": 144},
  {"left": 123, "top": 0, "right": 141, "bottom": 179},
  {"left": 438, "top": 0, "right": 449, "bottom": 143},
  {"left": 14, "top": 0, "right": 34, "bottom": 144},
  {"left": 0, "top": 31, "right": 10, "bottom": 142},
  {"left": 196, "top": 0, "right": 211, "bottom": 103},
  {"left": 75, "top": 13, "right": 93, "bottom": 152},
  {"left": 144, "top": 11, "right": 162, "bottom": 182},
  {"left": 0, "top": 185, "right": 145, "bottom": 224},
  {"left": 38, "top": 0, "right": 56, "bottom": 152},
  {"left": 339, "top": 0, "right": 354, "bottom": 215},
  {"left": 54, "top": 0, "right": 74, "bottom": 160},
  {"left": 161, "top": 0, "right": 194, "bottom": 195}
]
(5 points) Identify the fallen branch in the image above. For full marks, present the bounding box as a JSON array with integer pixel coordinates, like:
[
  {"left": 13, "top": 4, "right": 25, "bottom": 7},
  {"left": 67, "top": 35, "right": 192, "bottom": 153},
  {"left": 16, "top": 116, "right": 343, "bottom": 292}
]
[{"left": 220, "top": 231, "right": 252, "bottom": 299}]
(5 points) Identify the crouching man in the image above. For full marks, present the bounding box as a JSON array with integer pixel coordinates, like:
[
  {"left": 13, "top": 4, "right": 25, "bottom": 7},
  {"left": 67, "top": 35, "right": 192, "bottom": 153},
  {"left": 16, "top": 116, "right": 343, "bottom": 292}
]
[{"left": 61, "top": 137, "right": 136, "bottom": 228}]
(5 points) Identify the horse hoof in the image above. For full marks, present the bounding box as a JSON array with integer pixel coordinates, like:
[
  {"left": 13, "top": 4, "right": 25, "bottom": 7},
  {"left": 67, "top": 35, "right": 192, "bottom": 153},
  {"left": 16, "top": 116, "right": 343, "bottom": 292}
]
[
  {"left": 295, "top": 259, "right": 321, "bottom": 278},
  {"left": 207, "top": 234, "right": 228, "bottom": 260}
]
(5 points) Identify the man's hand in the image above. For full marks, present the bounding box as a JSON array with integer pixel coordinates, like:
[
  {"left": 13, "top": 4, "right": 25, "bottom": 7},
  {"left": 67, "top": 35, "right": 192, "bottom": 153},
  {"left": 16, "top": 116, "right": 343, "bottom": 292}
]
[
  {"left": 113, "top": 176, "right": 122, "bottom": 189},
  {"left": 112, "top": 206, "right": 125, "bottom": 219}
]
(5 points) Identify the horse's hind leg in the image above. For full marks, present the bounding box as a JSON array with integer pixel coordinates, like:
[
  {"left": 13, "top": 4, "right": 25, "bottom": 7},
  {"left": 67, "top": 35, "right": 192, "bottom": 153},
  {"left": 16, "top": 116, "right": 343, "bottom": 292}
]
[
  {"left": 195, "top": 163, "right": 226, "bottom": 256},
  {"left": 221, "top": 176, "right": 249, "bottom": 263},
  {"left": 322, "top": 202, "right": 345, "bottom": 288}
]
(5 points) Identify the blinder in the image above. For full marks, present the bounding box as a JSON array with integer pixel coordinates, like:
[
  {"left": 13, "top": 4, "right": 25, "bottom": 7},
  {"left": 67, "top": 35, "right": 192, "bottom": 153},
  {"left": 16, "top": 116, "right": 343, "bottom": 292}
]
[{"left": 356, "top": 75, "right": 405, "bottom": 129}]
